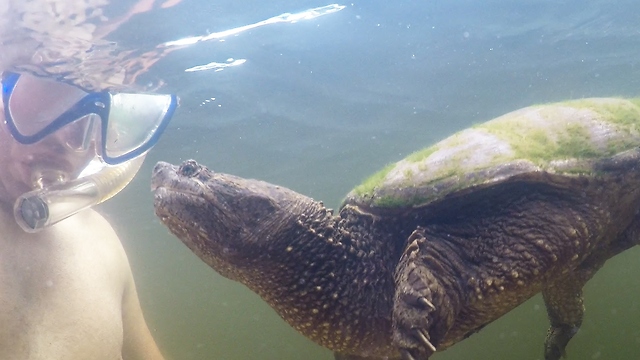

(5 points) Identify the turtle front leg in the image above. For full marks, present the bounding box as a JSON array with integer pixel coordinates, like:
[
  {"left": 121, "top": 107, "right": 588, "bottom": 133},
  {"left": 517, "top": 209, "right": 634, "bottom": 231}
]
[{"left": 392, "top": 227, "right": 460, "bottom": 360}]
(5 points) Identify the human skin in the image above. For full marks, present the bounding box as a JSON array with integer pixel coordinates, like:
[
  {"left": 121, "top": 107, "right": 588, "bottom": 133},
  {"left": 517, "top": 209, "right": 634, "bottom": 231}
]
[{"left": 0, "top": 82, "right": 165, "bottom": 360}]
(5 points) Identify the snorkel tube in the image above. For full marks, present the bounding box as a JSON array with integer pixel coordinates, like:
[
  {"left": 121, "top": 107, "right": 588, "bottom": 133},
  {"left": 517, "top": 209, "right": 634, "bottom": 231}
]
[{"left": 13, "top": 154, "right": 145, "bottom": 233}]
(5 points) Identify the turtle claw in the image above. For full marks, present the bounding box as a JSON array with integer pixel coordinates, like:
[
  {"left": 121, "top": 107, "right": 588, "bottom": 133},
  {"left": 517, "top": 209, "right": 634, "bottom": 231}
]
[
  {"left": 393, "top": 230, "right": 444, "bottom": 359},
  {"left": 414, "top": 329, "right": 437, "bottom": 353},
  {"left": 399, "top": 331, "right": 436, "bottom": 360},
  {"left": 400, "top": 349, "right": 416, "bottom": 360},
  {"left": 418, "top": 297, "right": 436, "bottom": 310}
]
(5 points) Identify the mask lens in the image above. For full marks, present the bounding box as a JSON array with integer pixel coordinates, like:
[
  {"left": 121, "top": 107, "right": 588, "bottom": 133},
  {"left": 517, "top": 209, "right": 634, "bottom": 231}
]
[
  {"left": 104, "top": 93, "right": 173, "bottom": 158},
  {"left": 59, "top": 113, "right": 100, "bottom": 151},
  {"left": 7, "top": 75, "right": 87, "bottom": 136}
]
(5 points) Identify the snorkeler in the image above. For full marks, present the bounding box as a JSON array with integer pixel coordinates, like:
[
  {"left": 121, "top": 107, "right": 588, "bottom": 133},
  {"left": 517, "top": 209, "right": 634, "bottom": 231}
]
[{"left": 0, "top": 71, "right": 176, "bottom": 359}]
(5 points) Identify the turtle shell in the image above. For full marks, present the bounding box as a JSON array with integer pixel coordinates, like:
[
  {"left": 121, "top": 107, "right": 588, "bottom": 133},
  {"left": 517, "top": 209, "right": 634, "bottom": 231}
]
[{"left": 344, "top": 97, "right": 640, "bottom": 212}]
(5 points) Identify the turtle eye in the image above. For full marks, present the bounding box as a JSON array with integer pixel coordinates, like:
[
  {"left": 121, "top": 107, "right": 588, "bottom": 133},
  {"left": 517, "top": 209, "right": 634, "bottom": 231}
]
[{"left": 178, "top": 160, "right": 202, "bottom": 177}]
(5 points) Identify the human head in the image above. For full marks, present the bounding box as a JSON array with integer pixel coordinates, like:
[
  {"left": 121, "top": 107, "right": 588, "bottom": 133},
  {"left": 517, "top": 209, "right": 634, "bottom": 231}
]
[
  {"left": 0, "top": 75, "right": 97, "bottom": 206},
  {"left": 0, "top": 72, "right": 177, "bottom": 211}
]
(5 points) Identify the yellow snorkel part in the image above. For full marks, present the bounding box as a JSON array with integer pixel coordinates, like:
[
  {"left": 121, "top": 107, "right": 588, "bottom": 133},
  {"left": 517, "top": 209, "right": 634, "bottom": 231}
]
[{"left": 13, "top": 154, "right": 145, "bottom": 233}]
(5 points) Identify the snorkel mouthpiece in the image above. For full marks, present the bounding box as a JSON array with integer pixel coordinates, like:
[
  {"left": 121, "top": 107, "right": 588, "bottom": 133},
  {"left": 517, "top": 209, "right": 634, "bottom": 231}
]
[{"left": 14, "top": 155, "right": 145, "bottom": 233}]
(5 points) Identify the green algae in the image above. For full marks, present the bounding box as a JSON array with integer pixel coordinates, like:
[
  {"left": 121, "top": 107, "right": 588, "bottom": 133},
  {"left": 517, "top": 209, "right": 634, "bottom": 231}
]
[
  {"left": 352, "top": 163, "right": 395, "bottom": 197},
  {"left": 563, "top": 98, "right": 640, "bottom": 132},
  {"left": 405, "top": 145, "right": 438, "bottom": 163},
  {"left": 555, "top": 123, "right": 600, "bottom": 159},
  {"left": 351, "top": 98, "right": 640, "bottom": 208}
]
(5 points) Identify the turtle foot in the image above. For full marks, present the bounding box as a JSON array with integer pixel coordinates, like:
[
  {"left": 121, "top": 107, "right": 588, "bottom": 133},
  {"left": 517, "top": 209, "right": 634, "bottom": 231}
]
[
  {"left": 392, "top": 229, "right": 442, "bottom": 360},
  {"left": 544, "top": 324, "right": 578, "bottom": 360}
]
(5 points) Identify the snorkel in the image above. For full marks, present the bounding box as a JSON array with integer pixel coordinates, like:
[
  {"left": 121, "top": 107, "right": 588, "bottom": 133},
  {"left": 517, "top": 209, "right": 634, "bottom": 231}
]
[{"left": 14, "top": 155, "right": 145, "bottom": 232}]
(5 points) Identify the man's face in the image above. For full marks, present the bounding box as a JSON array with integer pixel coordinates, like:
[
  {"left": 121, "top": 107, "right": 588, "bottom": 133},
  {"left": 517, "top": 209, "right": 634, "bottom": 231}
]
[{"left": 0, "top": 80, "right": 97, "bottom": 205}]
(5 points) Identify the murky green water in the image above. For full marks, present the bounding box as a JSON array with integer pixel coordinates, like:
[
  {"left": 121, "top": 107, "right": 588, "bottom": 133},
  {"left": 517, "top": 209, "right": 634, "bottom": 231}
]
[
  {"left": 77, "top": 0, "right": 640, "bottom": 359},
  {"left": 102, "top": 125, "right": 640, "bottom": 360}
]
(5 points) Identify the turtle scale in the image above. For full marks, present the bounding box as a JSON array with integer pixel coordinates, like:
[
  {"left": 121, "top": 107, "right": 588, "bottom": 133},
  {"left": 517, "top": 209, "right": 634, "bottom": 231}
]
[{"left": 347, "top": 97, "right": 640, "bottom": 211}]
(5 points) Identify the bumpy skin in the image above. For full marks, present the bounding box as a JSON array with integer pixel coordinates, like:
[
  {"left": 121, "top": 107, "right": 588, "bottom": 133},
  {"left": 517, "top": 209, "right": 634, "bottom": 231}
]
[
  {"left": 153, "top": 161, "right": 403, "bottom": 358},
  {"left": 152, "top": 99, "right": 640, "bottom": 360}
]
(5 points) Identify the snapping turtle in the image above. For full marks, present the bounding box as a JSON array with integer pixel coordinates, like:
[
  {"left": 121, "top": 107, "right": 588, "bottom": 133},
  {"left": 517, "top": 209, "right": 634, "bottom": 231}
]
[{"left": 152, "top": 97, "right": 640, "bottom": 360}]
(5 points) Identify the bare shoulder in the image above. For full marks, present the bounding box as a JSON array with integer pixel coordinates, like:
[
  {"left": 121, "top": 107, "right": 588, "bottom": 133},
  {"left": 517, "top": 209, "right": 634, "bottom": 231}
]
[
  {"left": 0, "top": 207, "right": 139, "bottom": 359},
  {"left": 75, "top": 209, "right": 165, "bottom": 360},
  {"left": 54, "top": 208, "right": 132, "bottom": 284},
  {"left": 0, "top": 207, "right": 131, "bottom": 281},
  {"left": 63, "top": 208, "right": 126, "bottom": 246}
]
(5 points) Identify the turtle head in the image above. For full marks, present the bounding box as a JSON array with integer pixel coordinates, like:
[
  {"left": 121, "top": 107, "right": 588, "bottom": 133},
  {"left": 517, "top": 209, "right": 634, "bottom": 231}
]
[{"left": 152, "top": 160, "right": 321, "bottom": 280}]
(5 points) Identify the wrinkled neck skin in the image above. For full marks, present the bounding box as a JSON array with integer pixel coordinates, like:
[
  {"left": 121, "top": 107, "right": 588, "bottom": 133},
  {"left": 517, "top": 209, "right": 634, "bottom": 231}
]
[{"left": 235, "top": 199, "right": 406, "bottom": 357}]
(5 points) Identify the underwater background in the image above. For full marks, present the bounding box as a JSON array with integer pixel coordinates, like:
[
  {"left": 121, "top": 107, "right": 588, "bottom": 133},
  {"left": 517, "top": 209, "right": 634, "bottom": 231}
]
[{"left": 75, "top": 0, "right": 639, "bottom": 359}]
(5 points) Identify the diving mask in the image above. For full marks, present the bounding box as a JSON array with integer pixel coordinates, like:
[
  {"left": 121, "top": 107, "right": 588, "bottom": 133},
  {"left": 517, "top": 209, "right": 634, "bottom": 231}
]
[
  {"left": 1, "top": 72, "right": 178, "bottom": 232},
  {"left": 2, "top": 72, "right": 177, "bottom": 165}
]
